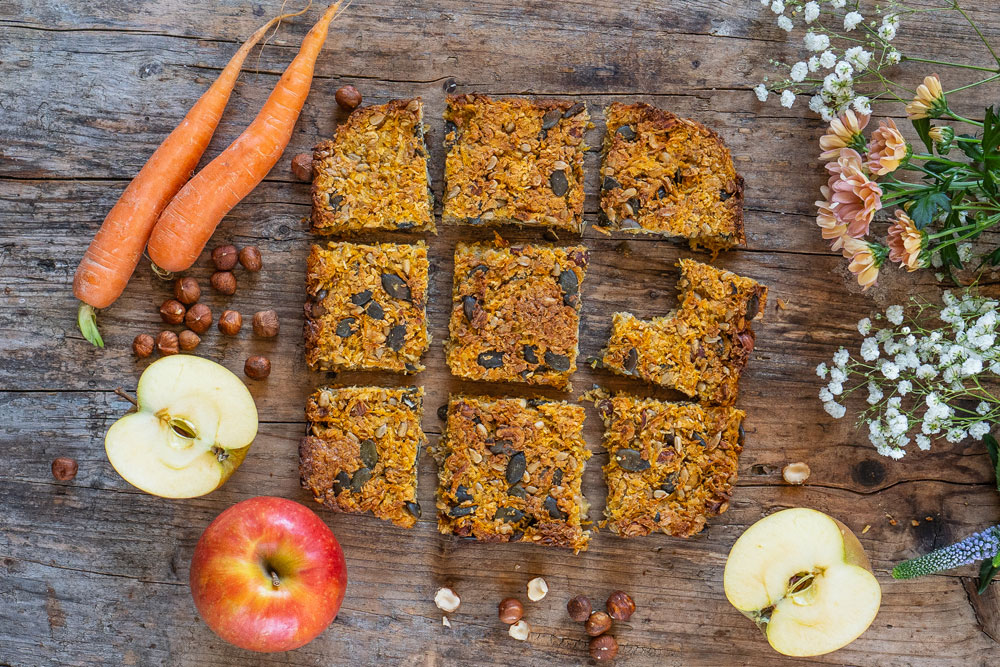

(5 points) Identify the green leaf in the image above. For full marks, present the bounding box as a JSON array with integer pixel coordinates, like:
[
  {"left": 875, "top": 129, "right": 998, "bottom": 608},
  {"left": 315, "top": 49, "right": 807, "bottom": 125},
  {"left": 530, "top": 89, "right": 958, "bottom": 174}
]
[
  {"left": 982, "top": 246, "right": 1000, "bottom": 267},
  {"left": 77, "top": 303, "right": 104, "bottom": 349},
  {"left": 986, "top": 432, "right": 1000, "bottom": 493},
  {"left": 909, "top": 192, "right": 952, "bottom": 227},
  {"left": 978, "top": 557, "right": 1000, "bottom": 594},
  {"left": 912, "top": 116, "right": 934, "bottom": 153},
  {"left": 957, "top": 134, "right": 984, "bottom": 161}
]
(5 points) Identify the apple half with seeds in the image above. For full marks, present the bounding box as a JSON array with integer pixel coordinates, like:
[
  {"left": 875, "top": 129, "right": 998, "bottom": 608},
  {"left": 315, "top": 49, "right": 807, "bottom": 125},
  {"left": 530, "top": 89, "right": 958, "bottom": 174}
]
[
  {"left": 724, "top": 507, "right": 881, "bottom": 657},
  {"left": 105, "top": 355, "right": 258, "bottom": 498}
]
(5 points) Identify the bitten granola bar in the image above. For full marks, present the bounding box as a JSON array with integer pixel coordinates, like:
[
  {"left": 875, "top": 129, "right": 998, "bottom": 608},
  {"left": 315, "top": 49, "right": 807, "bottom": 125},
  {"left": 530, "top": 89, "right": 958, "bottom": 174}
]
[
  {"left": 312, "top": 98, "right": 435, "bottom": 234},
  {"left": 599, "top": 102, "right": 744, "bottom": 253},
  {"left": 600, "top": 259, "right": 767, "bottom": 405},
  {"left": 591, "top": 392, "right": 744, "bottom": 538},
  {"left": 435, "top": 395, "right": 591, "bottom": 552},
  {"left": 443, "top": 94, "right": 589, "bottom": 233},
  {"left": 304, "top": 242, "right": 430, "bottom": 373},
  {"left": 445, "top": 241, "right": 588, "bottom": 390},
  {"left": 300, "top": 386, "right": 425, "bottom": 528}
]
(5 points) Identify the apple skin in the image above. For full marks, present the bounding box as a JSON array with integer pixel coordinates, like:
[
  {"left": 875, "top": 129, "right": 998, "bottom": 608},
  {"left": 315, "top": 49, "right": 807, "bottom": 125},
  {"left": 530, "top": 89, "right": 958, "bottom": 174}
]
[{"left": 190, "top": 497, "right": 347, "bottom": 653}]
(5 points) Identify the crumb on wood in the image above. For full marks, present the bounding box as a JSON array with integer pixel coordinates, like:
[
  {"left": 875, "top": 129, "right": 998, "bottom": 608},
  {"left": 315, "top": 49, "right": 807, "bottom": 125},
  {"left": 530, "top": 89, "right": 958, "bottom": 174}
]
[
  {"left": 885, "top": 513, "right": 897, "bottom": 526},
  {"left": 776, "top": 297, "right": 787, "bottom": 310},
  {"left": 862, "top": 524, "right": 871, "bottom": 534},
  {"left": 911, "top": 519, "right": 920, "bottom": 527}
]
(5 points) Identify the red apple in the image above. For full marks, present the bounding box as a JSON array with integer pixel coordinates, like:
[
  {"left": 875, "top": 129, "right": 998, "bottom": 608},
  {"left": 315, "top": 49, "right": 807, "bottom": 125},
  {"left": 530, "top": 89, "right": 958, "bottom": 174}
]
[{"left": 190, "top": 496, "right": 347, "bottom": 652}]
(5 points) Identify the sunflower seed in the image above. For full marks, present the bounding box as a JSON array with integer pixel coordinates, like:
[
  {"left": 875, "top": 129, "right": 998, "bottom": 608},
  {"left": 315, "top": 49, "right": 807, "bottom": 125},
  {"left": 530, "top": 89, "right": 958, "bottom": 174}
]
[
  {"left": 386, "top": 324, "right": 407, "bottom": 351},
  {"left": 549, "top": 170, "right": 569, "bottom": 196},
  {"left": 506, "top": 452, "right": 526, "bottom": 484},
  {"left": 360, "top": 439, "right": 378, "bottom": 468},
  {"left": 615, "top": 448, "right": 650, "bottom": 472},
  {"left": 368, "top": 112, "right": 386, "bottom": 128},
  {"left": 469, "top": 449, "right": 482, "bottom": 464},
  {"left": 336, "top": 317, "right": 358, "bottom": 338},
  {"left": 621, "top": 218, "right": 641, "bottom": 229}
]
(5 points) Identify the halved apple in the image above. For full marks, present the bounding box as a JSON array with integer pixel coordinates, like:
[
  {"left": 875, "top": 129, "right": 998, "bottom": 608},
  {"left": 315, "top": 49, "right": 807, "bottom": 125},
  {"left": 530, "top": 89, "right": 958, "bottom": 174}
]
[
  {"left": 105, "top": 355, "right": 258, "bottom": 498},
  {"left": 723, "top": 507, "right": 881, "bottom": 657}
]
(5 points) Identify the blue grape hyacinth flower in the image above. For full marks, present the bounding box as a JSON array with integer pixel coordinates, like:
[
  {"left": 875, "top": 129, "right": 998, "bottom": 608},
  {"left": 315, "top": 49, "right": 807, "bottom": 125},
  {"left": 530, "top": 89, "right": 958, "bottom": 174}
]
[{"left": 892, "top": 525, "right": 1000, "bottom": 579}]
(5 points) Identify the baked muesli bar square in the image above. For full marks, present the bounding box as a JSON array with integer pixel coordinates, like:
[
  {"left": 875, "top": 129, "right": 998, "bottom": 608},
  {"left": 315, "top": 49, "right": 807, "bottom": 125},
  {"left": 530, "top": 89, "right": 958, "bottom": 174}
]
[
  {"left": 591, "top": 392, "right": 744, "bottom": 538},
  {"left": 304, "top": 241, "right": 430, "bottom": 373},
  {"left": 312, "top": 98, "right": 434, "bottom": 234},
  {"left": 599, "top": 102, "right": 744, "bottom": 253},
  {"left": 600, "top": 259, "right": 766, "bottom": 405},
  {"left": 435, "top": 395, "right": 591, "bottom": 552},
  {"left": 445, "top": 241, "right": 588, "bottom": 390},
  {"left": 300, "top": 386, "right": 425, "bottom": 528},
  {"left": 443, "top": 94, "right": 589, "bottom": 234}
]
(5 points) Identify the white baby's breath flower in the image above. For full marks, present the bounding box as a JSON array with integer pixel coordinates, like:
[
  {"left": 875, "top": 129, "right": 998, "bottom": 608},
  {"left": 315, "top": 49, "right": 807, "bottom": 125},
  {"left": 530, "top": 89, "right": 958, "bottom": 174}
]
[
  {"left": 962, "top": 357, "right": 983, "bottom": 376},
  {"left": 777, "top": 14, "right": 794, "bottom": 32},
  {"left": 771, "top": 0, "right": 785, "bottom": 14},
  {"left": 781, "top": 89, "right": 796, "bottom": 107},
  {"left": 823, "top": 400, "right": 846, "bottom": 419},
  {"left": 844, "top": 11, "right": 863, "bottom": 31},
  {"left": 897, "top": 379, "right": 912, "bottom": 396},
  {"left": 819, "top": 50, "right": 837, "bottom": 68},
  {"left": 828, "top": 380, "right": 844, "bottom": 395},
  {"left": 819, "top": 105, "right": 834, "bottom": 122},
  {"left": 881, "top": 361, "right": 900, "bottom": 380},
  {"left": 754, "top": 84, "right": 769, "bottom": 102},
  {"left": 830, "top": 367, "right": 847, "bottom": 383},
  {"left": 805, "top": 31, "right": 830, "bottom": 52},
  {"left": 886, "top": 49, "right": 901, "bottom": 65},
  {"left": 790, "top": 61, "right": 808, "bottom": 82},
  {"left": 833, "top": 347, "right": 850, "bottom": 367},
  {"left": 819, "top": 386, "right": 834, "bottom": 402},
  {"left": 852, "top": 96, "right": 871, "bottom": 115},
  {"left": 958, "top": 243, "right": 973, "bottom": 263},
  {"left": 915, "top": 433, "right": 931, "bottom": 450},
  {"left": 878, "top": 23, "right": 897, "bottom": 41},
  {"left": 885, "top": 305, "right": 904, "bottom": 325},
  {"left": 969, "top": 421, "right": 990, "bottom": 440},
  {"left": 808, "top": 56, "right": 821, "bottom": 72},
  {"left": 804, "top": 1, "right": 820, "bottom": 23},
  {"left": 809, "top": 94, "right": 825, "bottom": 112},
  {"left": 844, "top": 46, "right": 872, "bottom": 70},
  {"left": 945, "top": 427, "right": 968, "bottom": 443},
  {"left": 887, "top": 396, "right": 902, "bottom": 410},
  {"left": 816, "top": 362, "right": 829, "bottom": 378},
  {"left": 830, "top": 0, "right": 845, "bottom": 7},
  {"left": 867, "top": 381, "right": 883, "bottom": 405},
  {"left": 857, "top": 318, "right": 872, "bottom": 335},
  {"left": 834, "top": 60, "right": 853, "bottom": 79},
  {"left": 883, "top": 12, "right": 900, "bottom": 28},
  {"left": 915, "top": 363, "right": 936, "bottom": 380}
]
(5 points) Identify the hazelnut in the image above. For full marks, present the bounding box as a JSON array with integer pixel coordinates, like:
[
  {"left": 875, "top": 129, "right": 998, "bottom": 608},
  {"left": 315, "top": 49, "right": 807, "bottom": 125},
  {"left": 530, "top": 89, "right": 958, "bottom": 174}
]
[
  {"left": 218, "top": 310, "right": 243, "bottom": 336},
  {"left": 212, "top": 244, "right": 238, "bottom": 271},
  {"left": 159, "top": 298, "right": 186, "bottom": 324},
  {"left": 434, "top": 587, "right": 461, "bottom": 613},
  {"left": 291, "top": 152, "right": 314, "bottom": 181},
  {"left": 132, "top": 333, "right": 155, "bottom": 358},
  {"left": 244, "top": 355, "right": 271, "bottom": 380},
  {"left": 156, "top": 330, "right": 179, "bottom": 356},
  {"left": 238, "top": 246, "right": 263, "bottom": 272},
  {"left": 335, "top": 84, "right": 362, "bottom": 111},
  {"left": 567, "top": 595, "right": 592, "bottom": 622},
  {"left": 211, "top": 271, "right": 237, "bottom": 295},
  {"left": 185, "top": 303, "right": 213, "bottom": 334},
  {"left": 51, "top": 457, "right": 78, "bottom": 481},
  {"left": 507, "top": 620, "right": 530, "bottom": 641},
  {"left": 585, "top": 611, "right": 612, "bottom": 637},
  {"left": 498, "top": 598, "right": 524, "bottom": 625},
  {"left": 178, "top": 330, "right": 201, "bottom": 351},
  {"left": 526, "top": 577, "right": 548, "bottom": 602},
  {"left": 606, "top": 591, "right": 635, "bottom": 622},
  {"left": 173, "top": 276, "right": 201, "bottom": 305},
  {"left": 252, "top": 309, "right": 280, "bottom": 338},
  {"left": 782, "top": 461, "right": 811, "bottom": 485},
  {"left": 589, "top": 635, "right": 618, "bottom": 662}
]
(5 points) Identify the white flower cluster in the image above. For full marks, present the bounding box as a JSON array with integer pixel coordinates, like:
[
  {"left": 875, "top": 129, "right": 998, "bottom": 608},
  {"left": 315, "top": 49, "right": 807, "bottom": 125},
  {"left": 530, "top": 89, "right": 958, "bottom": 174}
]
[
  {"left": 817, "top": 291, "right": 999, "bottom": 459},
  {"left": 754, "top": 0, "right": 905, "bottom": 119}
]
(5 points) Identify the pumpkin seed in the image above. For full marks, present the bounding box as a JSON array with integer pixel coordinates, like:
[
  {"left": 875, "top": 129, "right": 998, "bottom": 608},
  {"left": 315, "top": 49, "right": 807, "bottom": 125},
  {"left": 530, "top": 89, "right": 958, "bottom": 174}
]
[
  {"left": 405, "top": 501, "right": 421, "bottom": 518},
  {"left": 615, "top": 448, "right": 650, "bottom": 472},
  {"left": 624, "top": 347, "right": 638, "bottom": 373},
  {"left": 544, "top": 350, "right": 570, "bottom": 372},
  {"left": 332, "top": 470, "right": 351, "bottom": 495},
  {"left": 495, "top": 507, "right": 525, "bottom": 523},
  {"left": 350, "top": 467, "right": 372, "bottom": 491},
  {"left": 444, "top": 120, "right": 457, "bottom": 136},
  {"left": 506, "top": 452, "right": 526, "bottom": 484},
  {"left": 544, "top": 495, "right": 567, "bottom": 520},
  {"left": 455, "top": 485, "right": 474, "bottom": 503},
  {"left": 386, "top": 324, "right": 407, "bottom": 351},
  {"left": 694, "top": 433, "right": 708, "bottom": 448},
  {"left": 621, "top": 218, "right": 641, "bottom": 229},
  {"left": 437, "top": 404, "right": 449, "bottom": 421},
  {"left": 468, "top": 263, "right": 489, "bottom": 277},
  {"left": 381, "top": 273, "right": 411, "bottom": 301},
  {"left": 549, "top": 170, "right": 569, "bottom": 197},
  {"left": 522, "top": 344, "right": 538, "bottom": 364},
  {"left": 335, "top": 317, "right": 357, "bottom": 338},
  {"left": 602, "top": 175, "right": 620, "bottom": 190},
  {"left": 449, "top": 504, "right": 476, "bottom": 518},
  {"left": 563, "top": 102, "right": 585, "bottom": 118},
  {"left": 657, "top": 185, "right": 667, "bottom": 199},
  {"left": 746, "top": 293, "right": 761, "bottom": 320},
  {"left": 557, "top": 270, "right": 578, "bottom": 299},
  {"left": 360, "top": 439, "right": 378, "bottom": 468},
  {"left": 541, "top": 108, "right": 562, "bottom": 130},
  {"left": 330, "top": 194, "right": 344, "bottom": 210},
  {"left": 738, "top": 423, "right": 746, "bottom": 446},
  {"left": 490, "top": 441, "right": 516, "bottom": 456},
  {"left": 350, "top": 290, "right": 372, "bottom": 306},
  {"left": 366, "top": 300, "right": 385, "bottom": 320},
  {"left": 720, "top": 189, "right": 733, "bottom": 201},
  {"left": 477, "top": 351, "right": 504, "bottom": 369},
  {"left": 660, "top": 471, "right": 679, "bottom": 494},
  {"left": 616, "top": 125, "right": 637, "bottom": 141},
  {"left": 551, "top": 468, "right": 564, "bottom": 486},
  {"left": 507, "top": 484, "right": 527, "bottom": 499},
  {"left": 463, "top": 295, "right": 480, "bottom": 324}
]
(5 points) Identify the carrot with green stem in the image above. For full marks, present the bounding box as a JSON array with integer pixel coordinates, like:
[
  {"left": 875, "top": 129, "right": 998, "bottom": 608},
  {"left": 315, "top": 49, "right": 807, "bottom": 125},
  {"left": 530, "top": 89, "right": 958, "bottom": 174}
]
[
  {"left": 73, "top": 4, "right": 311, "bottom": 347},
  {"left": 148, "top": 1, "right": 350, "bottom": 273}
]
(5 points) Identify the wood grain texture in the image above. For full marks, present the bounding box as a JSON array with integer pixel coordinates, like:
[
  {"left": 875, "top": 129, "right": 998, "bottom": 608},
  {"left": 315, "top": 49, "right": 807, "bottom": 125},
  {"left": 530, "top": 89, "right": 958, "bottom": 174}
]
[{"left": 2, "top": 0, "right": 1000, "bottom": 665}]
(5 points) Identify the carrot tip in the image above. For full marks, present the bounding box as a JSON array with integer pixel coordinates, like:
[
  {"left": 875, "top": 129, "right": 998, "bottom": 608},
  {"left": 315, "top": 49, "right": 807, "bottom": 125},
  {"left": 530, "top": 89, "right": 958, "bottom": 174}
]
[{"left": 78, "top": 302, "right": 105, "bottom": 348}]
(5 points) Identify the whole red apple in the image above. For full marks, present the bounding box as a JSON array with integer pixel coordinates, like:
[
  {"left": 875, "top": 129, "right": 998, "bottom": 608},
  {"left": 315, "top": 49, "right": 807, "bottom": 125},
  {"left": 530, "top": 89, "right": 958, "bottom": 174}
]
[{"left": 190, "top": 496, "right": 347, "bottom": 652}]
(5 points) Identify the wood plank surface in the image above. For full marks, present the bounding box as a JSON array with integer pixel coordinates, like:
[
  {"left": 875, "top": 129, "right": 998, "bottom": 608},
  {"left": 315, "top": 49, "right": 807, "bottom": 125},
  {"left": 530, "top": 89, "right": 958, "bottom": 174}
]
[{"left": 2, "top": 1, "right": 1000, "bottom": 665}]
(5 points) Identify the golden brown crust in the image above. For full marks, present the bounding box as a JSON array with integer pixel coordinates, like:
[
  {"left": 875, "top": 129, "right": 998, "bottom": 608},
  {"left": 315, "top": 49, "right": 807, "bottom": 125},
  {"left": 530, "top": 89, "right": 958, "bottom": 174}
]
[
  {"left": 588, "top": 391, "right": 744, "bottom": 538},
  {"left": 312, "top": 98, "right": 435, "bottom": 234},
  {"left": 300, "top": 386, "right": 426, "bottom": 528},
  {"left": 444, "top": 241, "right": 588, "bottom": 390},
  {"left": 304, "top": 242, "right": 430, "bottom": 373},
  {"left": 599, "top": 103, "right": 745, "bottom": 252},
  {"left": 600, "top": 259, "right": 767, "bottom": 405},
  {"left": 435, "top": 395, "right": 591, "bottom": 552},
  {"left": 443, "top": 94, "right": 590, "bottom": 233}
]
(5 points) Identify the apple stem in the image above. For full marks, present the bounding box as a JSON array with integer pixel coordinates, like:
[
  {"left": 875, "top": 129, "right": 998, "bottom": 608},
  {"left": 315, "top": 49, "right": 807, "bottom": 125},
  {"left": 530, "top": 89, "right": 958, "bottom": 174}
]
[
  {"left": 270, "top": 570, "right": 281, "bottom": 588},
  {"left": 113, "top": 387, "right": 138, "bottom": 408}
]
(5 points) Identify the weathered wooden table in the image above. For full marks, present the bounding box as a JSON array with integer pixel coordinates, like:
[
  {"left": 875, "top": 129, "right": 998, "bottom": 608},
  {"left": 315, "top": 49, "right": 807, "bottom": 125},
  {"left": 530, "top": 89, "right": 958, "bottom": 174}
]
[{"left": 3, "top": 1, "right": 1000, "bottom": 664}]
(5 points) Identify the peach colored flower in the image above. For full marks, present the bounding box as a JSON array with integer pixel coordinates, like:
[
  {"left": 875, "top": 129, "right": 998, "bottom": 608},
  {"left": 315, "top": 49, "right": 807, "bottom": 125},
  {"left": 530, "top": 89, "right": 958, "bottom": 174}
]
[
  {"left": 886, "top": 210, "right": 928, "bottom": 271},
  {"left": 906, "top": 74, "right": 945, "bottom": 120},
  {"left": 816, "top": 184, "right": 849, "bottom": 251},
  {"left": 826, "top": 148, "right": 883, "bottom": 237},
  {"left": 819, "top": 109, "right": 870, "bottom": 160},
  {"left": 843, "top": 237, "right": 886, "bottom": 291},
  {"left": 867, "top": 119, "right": 908, "bottom": 175}
]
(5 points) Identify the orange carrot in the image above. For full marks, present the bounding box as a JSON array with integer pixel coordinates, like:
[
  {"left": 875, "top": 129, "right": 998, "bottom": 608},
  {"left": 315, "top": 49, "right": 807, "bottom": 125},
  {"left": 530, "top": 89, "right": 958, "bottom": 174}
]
[
  {"left": 73, "top": 5, "right": 310, "bottom": 347},
  {"left": 148, "top": 1, "right": 348, "bottom": 273}
]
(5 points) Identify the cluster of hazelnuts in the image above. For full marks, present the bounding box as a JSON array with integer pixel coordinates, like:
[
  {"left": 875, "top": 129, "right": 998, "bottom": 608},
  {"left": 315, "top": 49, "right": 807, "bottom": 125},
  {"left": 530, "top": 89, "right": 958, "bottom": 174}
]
[
  {"left": 567, "top": 590, "right": 635, "bottom": 662},
  {"left": 132, "top": 244, "right": 276, "bottom": 380}
]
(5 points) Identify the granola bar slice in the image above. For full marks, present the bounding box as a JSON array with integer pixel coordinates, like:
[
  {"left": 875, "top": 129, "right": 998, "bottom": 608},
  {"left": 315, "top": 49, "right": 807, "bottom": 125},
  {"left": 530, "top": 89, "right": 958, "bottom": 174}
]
[
  {"left": 443, "top": 94, "right": 589, "bottom": 234},
  {"left": 592, "top": 392, "right": 744, "bottom": 538},
  {"left": 304, "top": 241, "right": 430, "bottom": 373},
  {"left": 600, "top": 259, "right": 767, "bottom": 405},
  {"left": 435, "top": 395, "right": 591, "bottom": 552},
  {"left": 599, "top": 102, "right": 744, "bottom": 252},
  {"left": 445, "top": 241, "right": 589, "bottom": 390},
  {"left": 312, "top": 98, "right": 435, "bottom": 234},
  {"left": 300, "top": 386, "right": 426, "bottom": 528}
]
